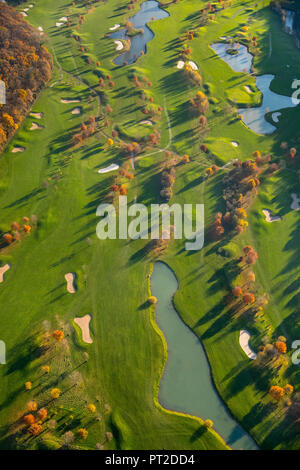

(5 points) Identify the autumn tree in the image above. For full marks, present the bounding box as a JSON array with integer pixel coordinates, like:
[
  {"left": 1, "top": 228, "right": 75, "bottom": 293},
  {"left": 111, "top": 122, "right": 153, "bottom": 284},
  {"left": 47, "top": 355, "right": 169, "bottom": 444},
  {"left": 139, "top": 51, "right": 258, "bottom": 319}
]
[
  {"left": 232, "top": 286, "right": 242, "bottom": 297},
  {"left": 242, "top": 293, "right": 255, "bottom": 305},
  {"left": 27, "top": 401, "right": 38, "bottom": 412},
  {"left": 37, "top": 408, "right": 47, "bottom": 420},
  {"left": 24, "top": 414, "right": 35, "bottom": 425},
  {"left": 77, "top": 428, "right": 88, "bottom": 440},
  {"left": 269, "top": 385, "right": 284, "bottom": 402},
  {"left": 284, "top": 384, "right": 294, "bottom": 395},
  {"left": 29, "top": 423, "right": 42, "bottom": 436},
  {"left": 53, "top": 330, "right": 64, "bottom": 342},
  {"left": 275, "top": 341, "right": 287, "bottom": 354},
  {"left": 50, "top": 388, "right": 61, "bottom": 399},
  {"left": 203, "top": 419, "right": 213, "bottom": 429}
]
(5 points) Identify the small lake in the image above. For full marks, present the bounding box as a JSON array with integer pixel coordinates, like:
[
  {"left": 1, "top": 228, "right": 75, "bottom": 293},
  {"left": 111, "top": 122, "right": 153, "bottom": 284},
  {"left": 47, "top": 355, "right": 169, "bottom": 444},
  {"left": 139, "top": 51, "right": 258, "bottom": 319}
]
[
  {"left": 110, "top": 0, "right": 169, "bottom": 66},
  {"left": 151, "top": 261, "right": 258, "bottom": 450},
  {"left": 211, "top": 42, "right": 299, "bottom": 134}
]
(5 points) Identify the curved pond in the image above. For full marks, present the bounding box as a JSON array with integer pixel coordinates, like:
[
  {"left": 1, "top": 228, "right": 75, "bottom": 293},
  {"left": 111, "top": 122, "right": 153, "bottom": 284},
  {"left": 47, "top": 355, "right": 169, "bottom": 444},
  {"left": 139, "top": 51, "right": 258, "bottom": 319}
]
[
  {"left": 211, "top": 42, "right": 299, "bottom": 134},
  {"left": 151, "top": 261, "right": 258, "bottom": 450},
  {"left": 110, "top": 0, "right": 169, "bottom": 66}
]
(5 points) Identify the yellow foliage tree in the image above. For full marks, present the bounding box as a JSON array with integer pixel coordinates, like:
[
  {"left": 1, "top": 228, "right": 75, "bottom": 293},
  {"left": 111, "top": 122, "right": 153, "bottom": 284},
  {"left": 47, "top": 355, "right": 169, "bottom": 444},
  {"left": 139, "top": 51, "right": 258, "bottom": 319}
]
[{"left": 50, "top": 388, "right": 61, "bottom": 399}]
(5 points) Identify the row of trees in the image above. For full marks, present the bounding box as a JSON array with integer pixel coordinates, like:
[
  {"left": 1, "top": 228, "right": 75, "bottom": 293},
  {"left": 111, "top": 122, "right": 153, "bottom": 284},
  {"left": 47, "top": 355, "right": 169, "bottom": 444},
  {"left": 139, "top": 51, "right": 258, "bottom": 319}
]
[{"left": 0, "top": 4, "right": 53, "bottom": 152}]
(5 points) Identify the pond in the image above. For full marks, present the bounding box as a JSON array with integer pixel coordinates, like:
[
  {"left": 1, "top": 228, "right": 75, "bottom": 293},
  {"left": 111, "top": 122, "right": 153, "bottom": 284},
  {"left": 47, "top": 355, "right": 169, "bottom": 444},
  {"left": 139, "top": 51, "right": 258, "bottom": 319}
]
[
  {"left": 211, "top": 41, "right": 299, "bottom": 134},
  {"left": 110, "top": 0, "right": 169, "bottom": 66},
  {"left": 151, "top": 261, "right": 258, "bottom": 450}
]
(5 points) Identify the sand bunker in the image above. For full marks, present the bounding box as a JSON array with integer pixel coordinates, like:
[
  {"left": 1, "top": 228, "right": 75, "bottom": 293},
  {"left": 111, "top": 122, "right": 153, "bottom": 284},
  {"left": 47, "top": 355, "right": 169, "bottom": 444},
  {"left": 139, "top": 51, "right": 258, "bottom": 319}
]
[
  {"left": 59, "top": 17, "right": 68, "bottom": 22},
  {"left": 38, "top": 26, "right": 44, "bottom": 32},
  {"left": 231, "top": 141, "right": 239, "bottom": 147},
  {"left": 12, "top": 146, "right": 25, "bottom": 153},
  {"left": 239, "top": 330, "right": 257, "bottom": 360},
  {"left": 30, "top": 112, "right": 43, "bottom": 119},
  {"left": 188, "top": 61, "right": 198, "bottom": 70},
  {"left": 109, "top": 24, "right": 120, "bottom": 30},
  {"left": 56, "top": 22, "right": 64, "bottom": 27},
  {"left": 98, "top": 163, "right": 119, "bottom": 174},
  {"left": 24, "top": 8, "right": 29, "bottom": 11},
  {"left": 140, "top": 120, "right": 153, "bottom": 125},
  {"left": 177, "top": 60, "right": 185, "bottom": 69},
  {"left": 272, "top": 112, "right": 281, "bottom": 123},
  {"left": 30, "top": 122, "right": 44, "bottom": 131},
  {"left": 291, "top": 193, "right": 300, "bottom": 210},
  {"left": 21, "top": 12, "right": 28, "bottom": 16},
  {"left": 65, "top": 273, "right": 76, "bottom": 294},
  {"left": 114, "top": 40, "right": 124, "bottom": 51},
  {"left": 74, "top": 315, "right": 93, "bottom": 344},
  {"left": 71, "top": 107, "right": 81, "bottom": 115},
  {"left": 244, "top": 85, "right": 253, "bottom": 93},
  {"left": 0, "top": 264, "right": 10, "bottom": 283},
  {"left": 61, "top": 98, "right": 81, "bottom": 104},
  {"left": 262, "top": 209, "right": 282, "bottom": 222}
]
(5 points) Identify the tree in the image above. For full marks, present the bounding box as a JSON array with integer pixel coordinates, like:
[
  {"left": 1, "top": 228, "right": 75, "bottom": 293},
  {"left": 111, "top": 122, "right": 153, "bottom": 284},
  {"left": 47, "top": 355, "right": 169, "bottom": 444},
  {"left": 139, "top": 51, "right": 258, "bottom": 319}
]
[
  {"left": 41, "top": 365, "right": 50, "bottom": 374},
  {"left": 242, "top": 293, "right": 255, "bottom": 305},
  {"left": 203, "top": 419, "right": 213, "bottom": 429},
  {"left": 205, "top": 167, "right": 213, "bottom": 176},
  {"left": 148, "top": 296, "right": 157, "bottom": 305},
  {"left": 275, "top": 341, "right": 287, "bottom": 354},
  {"left": 284, "top": 384, "right": 294, "bottom": 395},
  {"left": 37, "top": 408, "right": 47, "bottom": 420},
  {"left": 232, "top": 286, "right": 242, "bottom": 297},
  {"left": 269, "top": 385, "right": 284, "bottom": 402},
  {"left": 247, "top": 272, "right": 255, "bottom": 283},
  {"left": 50, "top": 388, "right": 61, "bottom": 399},
  {"left": 29, "top": 423, "right": 42, "bottom": 436},
  {"left": 61, "top": 431, "right": 75, "bottom": 447},
  {"left": 24, "top": 414, "right": 35, "bottom": 425},
  {"left": 53, "top": 330, "right": 64, "bottom": 342},
  {"left": 23, "top": 224, "right": 31, "bottom": 233},
  {"left": 3, "top": 233, "right": 13, "bottom": 244},
  {"left": 25, "top": 381, "right": 32, "bottom": 390},
  {"left": 77, "top": 428, "right": 88, "bottom": 440},
  {"left": 119, "top": 184, "right": 127, "bottom": 196},
  {"left": 27, "top": 401, "right": 38, "bottom": 412},
  {"left": 11, "top": 222, "right": 20, "bottom": 231},
  {"left": 87, "top": 404, "right": 96, "bottom": 413}
]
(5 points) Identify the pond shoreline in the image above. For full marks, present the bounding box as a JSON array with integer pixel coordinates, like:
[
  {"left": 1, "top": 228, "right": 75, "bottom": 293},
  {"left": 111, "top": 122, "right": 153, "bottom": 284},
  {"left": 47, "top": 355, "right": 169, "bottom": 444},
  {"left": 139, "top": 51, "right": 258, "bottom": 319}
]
[{"left": 150, "top": 261, "right": 258, "bottom": 450}]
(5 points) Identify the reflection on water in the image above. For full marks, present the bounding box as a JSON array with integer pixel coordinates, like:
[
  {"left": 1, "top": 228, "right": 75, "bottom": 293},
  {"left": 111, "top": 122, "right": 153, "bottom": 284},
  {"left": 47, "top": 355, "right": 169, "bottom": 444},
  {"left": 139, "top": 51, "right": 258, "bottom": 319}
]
[
  {"left": 211, "top": 41, "right": 299, "bottom": 134},
  {"left": 110, "top": 0, "right": 169, "bottom": 66}
]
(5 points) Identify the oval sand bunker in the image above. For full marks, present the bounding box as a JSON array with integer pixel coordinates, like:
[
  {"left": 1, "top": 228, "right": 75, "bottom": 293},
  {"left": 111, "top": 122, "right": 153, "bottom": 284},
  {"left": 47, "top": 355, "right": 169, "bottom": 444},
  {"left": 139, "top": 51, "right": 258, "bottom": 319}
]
[
  {"left": 65, "top": 272, "right": 76, "bottom": 293},
  {"left": 12, "top": 146, "right": 25, "bottom": 153},
  {"left": 98, "top": 163, "right": 119, "bottom": 174},
  {"left": 239, "top": 330, "right": 257, "bottom": 360},
  {"left": 74, "top": 315, "right": 93, "bottom": 344},
  {"left": 30, "top": 122, "right": 44, "bottom": 131}
]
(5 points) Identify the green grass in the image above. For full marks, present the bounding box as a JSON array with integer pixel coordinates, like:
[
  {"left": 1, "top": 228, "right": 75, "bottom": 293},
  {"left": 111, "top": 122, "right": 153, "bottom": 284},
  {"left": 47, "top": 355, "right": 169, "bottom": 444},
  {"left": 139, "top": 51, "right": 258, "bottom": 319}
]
[{"left": 0, "top": 0, "right": 299, "bottom": 450}]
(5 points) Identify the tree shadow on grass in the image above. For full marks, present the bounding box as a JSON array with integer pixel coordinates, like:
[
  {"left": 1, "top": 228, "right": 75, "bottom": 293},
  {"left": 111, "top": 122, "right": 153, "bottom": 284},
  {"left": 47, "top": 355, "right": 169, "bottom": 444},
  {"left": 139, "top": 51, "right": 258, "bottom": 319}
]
[
  {"left": 190, "top": 426, "right": 205, "bottom": 443},
  {"left": 240, "top": 401, "right": 275, "bottom": 432}
]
